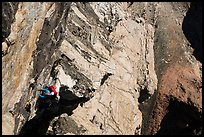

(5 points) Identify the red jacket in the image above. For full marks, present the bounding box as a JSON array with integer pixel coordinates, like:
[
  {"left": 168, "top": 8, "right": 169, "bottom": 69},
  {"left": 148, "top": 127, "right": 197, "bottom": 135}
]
[{"left": 49, "top": 86, "right": 58, "bottom": 95}]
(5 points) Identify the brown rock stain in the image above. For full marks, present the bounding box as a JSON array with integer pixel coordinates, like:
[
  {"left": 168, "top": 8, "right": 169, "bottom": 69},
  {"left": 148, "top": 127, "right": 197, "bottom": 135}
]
[{"left": 148, "top": 62, "right": 202, "bottom": 134}]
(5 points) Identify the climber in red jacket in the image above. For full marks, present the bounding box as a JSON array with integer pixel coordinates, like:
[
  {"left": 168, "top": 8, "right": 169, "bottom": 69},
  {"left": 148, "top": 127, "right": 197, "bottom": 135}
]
[
  {"left": 38, "top": 85, "right": 58, "bottom": 99},
  {"left": 36, "top": 85, "right": 59, "bottom": 114}
]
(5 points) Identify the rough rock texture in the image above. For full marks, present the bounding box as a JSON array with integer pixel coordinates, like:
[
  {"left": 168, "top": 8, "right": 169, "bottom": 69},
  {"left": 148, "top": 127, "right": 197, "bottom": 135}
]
[
  {"left": 2, "top": 2, "right": 202, "bottom": 135},
  {"left": 147, "top": 2, "right": 202, "bottom": 135}
]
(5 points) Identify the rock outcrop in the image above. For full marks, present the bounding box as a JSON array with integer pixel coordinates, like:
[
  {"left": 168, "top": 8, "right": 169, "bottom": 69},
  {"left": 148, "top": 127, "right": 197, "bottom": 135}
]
[
  {"left": 2, "top": 2, "right": 202, "bottom": 135},
  {"left": 147, "top": 2, "right": 202, "bottom": 135}
]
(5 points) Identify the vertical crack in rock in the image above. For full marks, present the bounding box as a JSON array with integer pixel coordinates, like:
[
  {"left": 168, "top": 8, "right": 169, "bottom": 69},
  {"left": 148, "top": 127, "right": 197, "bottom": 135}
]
[{"left": 139, "top": 91, "right": 157, "bottom": 135}]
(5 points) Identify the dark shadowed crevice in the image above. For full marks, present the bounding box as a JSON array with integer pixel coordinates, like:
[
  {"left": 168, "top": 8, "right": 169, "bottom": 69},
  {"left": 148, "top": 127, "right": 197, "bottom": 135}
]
[
  {"left": 182, "top": 2, "right": 202, "bottom": 63},
  {"left": 156, "top": 98, "right": 202, "bottom": 135},
  {"left": 138, "top": 87, "right": 151, "bottom": 103},
  {"left": 100, "top": 73, "right": 113, "bottom": 86},
  {"left": 18, "top": 85, "right": 90, "bottom": 135},
  {"left": 139, "top": 89, "right": 157, "bottom": 135}
]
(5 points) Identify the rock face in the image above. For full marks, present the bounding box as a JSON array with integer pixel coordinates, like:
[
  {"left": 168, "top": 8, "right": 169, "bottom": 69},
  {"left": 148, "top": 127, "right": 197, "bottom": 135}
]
[
  {"left": 2, "top": 2, "right": 202, "bottom": 135},
  {"left": 147, "top": 2, "right": 202, "bottom": 135}
]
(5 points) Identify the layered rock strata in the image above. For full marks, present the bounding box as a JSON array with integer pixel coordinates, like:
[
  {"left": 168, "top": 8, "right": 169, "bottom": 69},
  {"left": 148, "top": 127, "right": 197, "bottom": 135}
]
[{"left": 2, "top": 2, "right": 202, "bottom": 135}]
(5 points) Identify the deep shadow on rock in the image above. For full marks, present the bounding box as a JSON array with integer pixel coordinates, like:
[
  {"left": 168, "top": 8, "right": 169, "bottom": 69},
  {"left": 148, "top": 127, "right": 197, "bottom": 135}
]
[
  {"left": 18, "top": 85, "right": 90, "bottom": 135},
  {"left": 156, "top": 98, "right": 202, "bottom": 135},
  {"left": 182, "top": 2, "right": 202, "bottom": 63}
]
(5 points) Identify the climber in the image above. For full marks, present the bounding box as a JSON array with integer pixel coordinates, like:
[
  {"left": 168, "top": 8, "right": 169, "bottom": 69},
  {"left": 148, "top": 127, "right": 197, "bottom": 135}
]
[
  {"left": 38, "top": 85, "right": 58, "bottom": 98},
  {"left": 37, "top": 85, "right": 59, "bottom": 111}
]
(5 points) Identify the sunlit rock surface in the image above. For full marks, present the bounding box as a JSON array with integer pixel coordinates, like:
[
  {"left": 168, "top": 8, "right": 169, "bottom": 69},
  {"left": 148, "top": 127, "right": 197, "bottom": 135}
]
[{"left": 2, "top": 2, "right": 202, "bottom": 135}]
